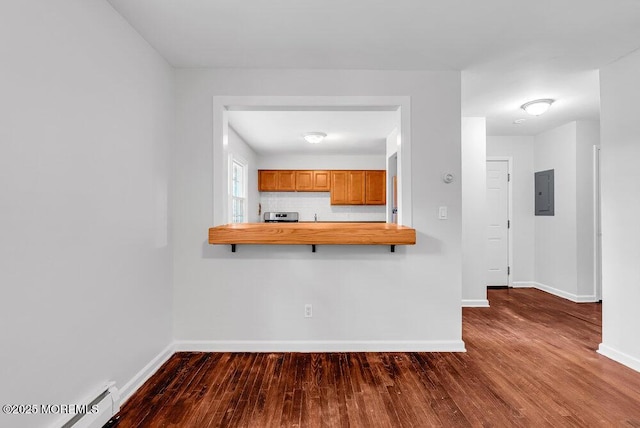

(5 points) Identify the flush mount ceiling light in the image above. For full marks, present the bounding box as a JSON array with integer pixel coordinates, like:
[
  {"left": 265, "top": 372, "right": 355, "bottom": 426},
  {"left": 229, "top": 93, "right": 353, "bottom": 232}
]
[
  {"left": 521, "top": 99, "right": 555, "bottom": 116},
  {"left": 303, "top": 132, "right": 327, "bottom": 144}
]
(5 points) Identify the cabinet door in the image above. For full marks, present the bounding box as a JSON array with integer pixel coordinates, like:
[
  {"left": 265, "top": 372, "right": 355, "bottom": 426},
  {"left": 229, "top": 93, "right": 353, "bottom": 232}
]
[
  {"left": 348, "top": 171, "right": 366, "bottom": 205},
  {"left": 313, "top": 170, "right": 331, "bottom": 191},
  {"left": 259, "top": 170, "right": 278, "bottom": 191},
  {"left": 330, "top": 171, "right": 349, "bottom": 204},
  {"left": 331, "top": 170, "right": 367, "bottom": 204},
  {"left": 278, "top": 170, "right": 296, "bottom": 191},
  {"left": 295, "top": 170, "right": 314, "bottom": 191},
  {"left": 365, "top": 170, "right": 386, "bottom": 205}
]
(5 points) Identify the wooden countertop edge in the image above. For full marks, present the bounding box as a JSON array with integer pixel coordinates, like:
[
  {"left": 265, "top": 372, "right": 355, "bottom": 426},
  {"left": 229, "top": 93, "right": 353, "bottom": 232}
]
[{"left": 208, "top": 223, "right": 416, "bottom": 246}]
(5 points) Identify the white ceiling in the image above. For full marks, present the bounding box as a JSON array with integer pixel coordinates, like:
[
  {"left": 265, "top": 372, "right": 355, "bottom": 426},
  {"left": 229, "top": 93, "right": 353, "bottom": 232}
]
[
  {"left": 228, "top": 110, "right": 397, "bottom": 155},
  {"left": 108, "top": 0, "right": 640, "bottom": 136}
]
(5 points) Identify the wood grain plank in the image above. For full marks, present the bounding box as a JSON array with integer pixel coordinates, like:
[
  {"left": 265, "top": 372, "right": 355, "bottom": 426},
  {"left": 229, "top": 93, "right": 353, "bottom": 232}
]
[
  {"left": 232, "top": 353, "right": 266, "bottom": 428},
  {"left": 180, "top": 353, "right": 233, "bottom": 427},
  {"left": 160, "top": 353, "right": 219, "bottom": 428},
  {"left": 245, "top": 353, "right": 278, "bottom": 427},
  {"left": 132, "top": 352, "right": 209, "bottom": 428},
  {"left": 208, "top": 222, "right": 416, "bottom": 245},
  {"left": 329, "top": 353, "right": 350, "bottom": 428},
  {"left": 211, "top": 352, "right": 258, "bottom": 427},
  {"left": 278, "top": 353, "right": 297, "bottom": 427},
  {"left": 377, "top": 354, "right": 417, "bottom": 427}
]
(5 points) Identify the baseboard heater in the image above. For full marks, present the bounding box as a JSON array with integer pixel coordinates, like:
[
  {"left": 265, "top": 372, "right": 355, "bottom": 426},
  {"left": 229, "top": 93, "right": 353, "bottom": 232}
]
[{"left": 59, "top": 382, "right": 120, "bottom": 428}]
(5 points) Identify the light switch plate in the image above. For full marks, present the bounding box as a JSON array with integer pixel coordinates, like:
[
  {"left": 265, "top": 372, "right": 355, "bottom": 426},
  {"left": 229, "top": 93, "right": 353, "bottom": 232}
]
[{"left": 439, "top": 206, "right": 448, "bottom": 219}]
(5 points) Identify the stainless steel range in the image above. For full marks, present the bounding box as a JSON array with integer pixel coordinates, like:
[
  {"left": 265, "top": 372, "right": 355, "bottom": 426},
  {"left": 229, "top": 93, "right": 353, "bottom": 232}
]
[{"left": 263, "top": 212, "right": 299, "bottom": 223}]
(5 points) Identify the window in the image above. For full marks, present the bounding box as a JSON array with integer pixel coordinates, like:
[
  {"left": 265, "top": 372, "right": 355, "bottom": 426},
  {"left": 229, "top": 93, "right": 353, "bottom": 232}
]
[{"left": 230, "top": 158, "right": 247, "bottom": 223}]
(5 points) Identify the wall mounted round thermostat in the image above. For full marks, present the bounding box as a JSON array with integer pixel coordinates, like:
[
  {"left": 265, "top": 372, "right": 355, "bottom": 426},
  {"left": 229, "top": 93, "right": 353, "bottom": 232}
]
[{"left": 443, "top": 173, "right": 455, "bottom": 184}]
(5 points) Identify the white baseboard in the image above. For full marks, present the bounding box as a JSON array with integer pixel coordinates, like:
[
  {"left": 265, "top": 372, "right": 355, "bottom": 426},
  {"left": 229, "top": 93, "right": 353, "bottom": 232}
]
[
  {"left": 118, "top": 343, "right": 175, "bottom": 405},
  {"left": 51, "top": 383, "right": 119, "bottom": 428},
  {"left": 174, "top": 340, "right": 466, "bottom": 353},
  {"left": 462, "top": 299, "right": 490, "bottom": 308},
  {"left": 597, "top": 343, "right": 640, "bottom": 373},
  {"left": 511, "top": 281, "right": 597, "bottom": 303},
  {"left": 511, "top": 281, "right": 535, "bottom": 288}
]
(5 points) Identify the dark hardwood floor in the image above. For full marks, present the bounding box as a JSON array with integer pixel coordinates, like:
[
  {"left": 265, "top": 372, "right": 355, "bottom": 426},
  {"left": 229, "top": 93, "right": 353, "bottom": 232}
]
[{"left": 108, "top": 289, "right": 640, "bottom": 427}]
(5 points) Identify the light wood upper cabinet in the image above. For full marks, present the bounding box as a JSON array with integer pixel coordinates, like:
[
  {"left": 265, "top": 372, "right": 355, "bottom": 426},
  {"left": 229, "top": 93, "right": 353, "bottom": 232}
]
[
  {"left": 313, "top": 170, "right": 331, "bottom": 191},
  {"left": 277, "top": 170, "right": 296, "bottom": 191},
  {"left": 295, "top": 170, "right": 314, "bottom": 191},
  {"left": 259, "top": 170, "right": 296, "bottom": 191},
  {"left": 259, "top": 169, "right": 385, "bottom": 205},
  {"left": 348, "top": 171, "right": 366, "bottom": 205},
  {"left": 330, "top": 171, "right": 349, "bottom": 204},
  {"left": 365, "top": 170, "right": 386, "bottom": 205},
  {"left": 295, "top": 170, "right": 331, "bottom": 192},
  {"left": 331, "top": 170, "right": 385, "bottom": 205},
  {"left": 258, "top": 170, "right": 278, "bottom": 191},
  {"left": 331, "top": 170, "right": 367, "bottom": 205}
]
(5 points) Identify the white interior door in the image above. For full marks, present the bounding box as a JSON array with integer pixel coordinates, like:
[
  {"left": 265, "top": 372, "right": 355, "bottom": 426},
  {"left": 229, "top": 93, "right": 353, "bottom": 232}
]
[{"left": 486, "top": 160, "right": 509, "bottom": 286}]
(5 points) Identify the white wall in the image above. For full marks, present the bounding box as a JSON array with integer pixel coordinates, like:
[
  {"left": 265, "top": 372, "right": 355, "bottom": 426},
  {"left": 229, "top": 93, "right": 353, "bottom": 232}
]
[
  {"left": 173, "top": 69, "right": 463, "bottom": 350},
  {"left": 599, "top": 48, "right": 640, "bottom": 371},
  {"left": 576, "top": 121, "right": 600, "bottom": 297},
  {"left": 258, "top": 154, "right": 385, "bottom": 170},
  {"left": 534, "top": 123, "right": 579, "bottom": 296},
  {"left": 0, "top": 1, "right": 174, "bottom": 427},
  {"left": 532, "top": 122, "right": 598, "bottom": 302},
  {"left": 461, "top": 118, "right": 488, "bottom": 306},
  {"left": 229, "top": 127, "right": 259, "bottom": 222},
  {"left": 486, "top": 136, "right": 535, "bottom": 282}
]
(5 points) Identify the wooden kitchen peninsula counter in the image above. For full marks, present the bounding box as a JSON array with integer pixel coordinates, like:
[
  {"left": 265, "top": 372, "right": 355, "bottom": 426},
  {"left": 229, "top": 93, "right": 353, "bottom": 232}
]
[{"left": 208, "top": 222, "right": 416, "bottom": 249}]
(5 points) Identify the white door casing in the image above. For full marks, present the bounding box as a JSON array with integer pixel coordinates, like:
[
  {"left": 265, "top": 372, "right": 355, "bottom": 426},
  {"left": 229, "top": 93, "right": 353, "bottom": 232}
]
[
  {"left": 486, "top": 160, "right": 509, "bottom": 286},
  {"left": 593, "top": 146, "right": 602, "bottom": 301}
]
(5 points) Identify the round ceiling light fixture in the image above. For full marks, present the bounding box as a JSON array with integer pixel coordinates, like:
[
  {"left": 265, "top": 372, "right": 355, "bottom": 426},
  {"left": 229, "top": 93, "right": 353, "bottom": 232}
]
[
  {"left": 513, "top": 118, "right": 527, "bottom": 124},
  {"left": 521, "top": 99, "right": 554, "bottom": 116},
  {"left": 303, "top": 132, "right": 327, "bottom": 144}
]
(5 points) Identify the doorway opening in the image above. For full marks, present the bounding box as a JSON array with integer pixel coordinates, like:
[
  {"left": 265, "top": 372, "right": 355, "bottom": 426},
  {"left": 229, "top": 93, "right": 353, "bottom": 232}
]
[{"left": 212, "top": 96, "right": 412, "bottom": 227}]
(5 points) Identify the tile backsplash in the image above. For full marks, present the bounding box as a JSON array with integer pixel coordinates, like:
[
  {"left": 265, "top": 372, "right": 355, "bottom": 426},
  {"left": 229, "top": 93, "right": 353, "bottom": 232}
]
[{"left": 260, "top": 192, "right": 386, "bottom": 222}]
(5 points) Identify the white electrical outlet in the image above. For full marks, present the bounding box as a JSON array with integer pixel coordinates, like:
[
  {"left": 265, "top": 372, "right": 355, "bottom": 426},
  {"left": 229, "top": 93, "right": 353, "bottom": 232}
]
[{"left": 304, "top": 304, "right": 312, "bottom": 318}]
